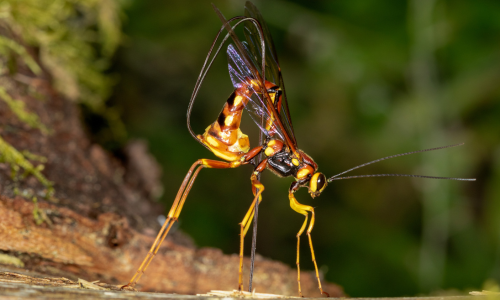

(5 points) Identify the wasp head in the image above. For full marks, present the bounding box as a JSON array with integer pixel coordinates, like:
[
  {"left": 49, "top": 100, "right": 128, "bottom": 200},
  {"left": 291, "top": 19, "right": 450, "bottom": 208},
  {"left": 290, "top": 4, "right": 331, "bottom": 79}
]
[{"left": 309, "top": 172, "right": 327, "bottom": 198}]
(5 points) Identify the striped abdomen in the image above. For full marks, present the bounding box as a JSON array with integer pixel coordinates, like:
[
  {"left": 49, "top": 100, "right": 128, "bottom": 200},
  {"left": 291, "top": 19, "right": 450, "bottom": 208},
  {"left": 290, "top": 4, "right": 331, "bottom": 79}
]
[{"left": 197, "top": 84, "right": 252, "bottom": 161}]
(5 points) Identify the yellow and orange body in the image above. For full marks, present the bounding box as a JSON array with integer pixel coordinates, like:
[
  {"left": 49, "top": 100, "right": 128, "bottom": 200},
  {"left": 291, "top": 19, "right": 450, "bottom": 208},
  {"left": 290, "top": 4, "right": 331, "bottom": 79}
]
[
  {"left": 197, "top": 79, "right": 281, "bottom": 161},
  {"left": 123, "top": 2, "right": 329, "bottom": 296},
  {"left": 124, "top": 77, "right": 328, "bottom": 296}
]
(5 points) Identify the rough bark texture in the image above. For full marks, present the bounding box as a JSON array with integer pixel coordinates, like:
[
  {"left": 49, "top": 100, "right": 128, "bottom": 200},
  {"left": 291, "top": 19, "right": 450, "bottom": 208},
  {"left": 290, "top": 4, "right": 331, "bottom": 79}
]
[
  {"left": 0, "top": 195, "right": 343, "bottom": 296},
  {"left": 0, "top": 58, "right": 344, "bottom": 297},
  {"left": 0, "top": 74, "right": 163, "bottom": 232}
]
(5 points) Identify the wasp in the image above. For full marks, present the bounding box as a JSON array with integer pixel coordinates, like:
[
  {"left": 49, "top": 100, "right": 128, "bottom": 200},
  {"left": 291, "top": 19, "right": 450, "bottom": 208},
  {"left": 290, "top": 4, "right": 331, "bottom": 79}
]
[{"left": 123, "top": 2, "right": 475, "bottom": 296}]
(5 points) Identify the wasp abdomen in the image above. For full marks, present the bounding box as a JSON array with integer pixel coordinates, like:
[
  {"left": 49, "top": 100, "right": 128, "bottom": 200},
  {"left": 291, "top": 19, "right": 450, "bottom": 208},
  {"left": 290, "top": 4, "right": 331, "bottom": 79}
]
[{"left": 198, "top": 87, "right": 251, "bottom": 162}]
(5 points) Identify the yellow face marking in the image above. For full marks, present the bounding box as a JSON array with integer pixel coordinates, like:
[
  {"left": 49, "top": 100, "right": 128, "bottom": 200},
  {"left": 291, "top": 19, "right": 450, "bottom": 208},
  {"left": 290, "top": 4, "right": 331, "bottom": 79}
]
[
  {"left": 292, "top": 158, "right": 299, "bottom": 166},
  {"left": 265, "top": 147, "right": 275, "bottom": 157},
  {"left": 297, "top": 168, "right": 311, "bottom": 179},
  {"left": 268, "top": 140, "right": 276, "bottom": 147},
  {"left": 233, "top": 95, "right": 243, "bottom": 107},
  {"left": 224, "top": 115, "right": 234, "bottom": 126},
  {"left": 206, "top": 135, "right": 219, "bottom": 147},
  {"left": 310, "top": 173, "right": 319, "bottom": 192}
]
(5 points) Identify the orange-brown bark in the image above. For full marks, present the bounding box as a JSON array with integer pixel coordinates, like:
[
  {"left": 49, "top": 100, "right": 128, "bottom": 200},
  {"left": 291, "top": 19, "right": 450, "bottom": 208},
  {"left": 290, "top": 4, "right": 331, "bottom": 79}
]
[{"left": 0, "top": 195, "right": 343, "bottom": 296}]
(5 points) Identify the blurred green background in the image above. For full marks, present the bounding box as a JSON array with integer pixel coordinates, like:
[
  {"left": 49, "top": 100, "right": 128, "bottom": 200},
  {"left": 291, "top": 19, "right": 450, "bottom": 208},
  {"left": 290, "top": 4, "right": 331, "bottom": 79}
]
[{"left": 104, "top": 0, "right": 499, "bottom": 297}]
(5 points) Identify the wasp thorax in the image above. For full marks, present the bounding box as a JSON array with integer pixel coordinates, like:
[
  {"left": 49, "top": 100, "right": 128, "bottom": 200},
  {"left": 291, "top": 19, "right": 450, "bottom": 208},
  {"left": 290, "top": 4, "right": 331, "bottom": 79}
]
[{"left": 309, "top": 172, "right": 327, "bottom": 198}]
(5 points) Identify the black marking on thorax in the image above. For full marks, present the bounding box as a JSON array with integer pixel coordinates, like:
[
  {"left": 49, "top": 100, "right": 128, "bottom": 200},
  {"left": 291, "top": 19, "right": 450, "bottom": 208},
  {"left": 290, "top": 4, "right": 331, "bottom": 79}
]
[
  {"left": 267, "top": 149, "right": 299, "bottom": 178},
  {"left": 267, "top": 87, "right": 281, "bottom": 105}
]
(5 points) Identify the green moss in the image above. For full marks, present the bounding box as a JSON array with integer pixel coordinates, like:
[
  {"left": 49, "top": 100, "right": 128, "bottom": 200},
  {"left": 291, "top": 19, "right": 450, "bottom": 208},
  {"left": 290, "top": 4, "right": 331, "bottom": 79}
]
[
  {"left": 0, "top": 0, "right": 125, "bottom": 130},
  {"left": 0, "top": 136, "right": 53, "bottom": 197},
  {"left": 0, "top": 0, "right": 122, "bottom": 102},
  {"left": 0, "top": 36, "right": 41, "bottom": 75},
  {"left": 0, "top": 0, "right": 126, "bottom": 194},
  {"left": 32, "top": 197, "right": 43, "bottom": 225},
  {"left": 0, "top": 253, "right": 24, "bottom": 268},
  {"left": 31, "top": 196, "right": 52, "bottom": 226},
  {"left": 0, "top": 87, "right": 49, "bottom": 134}
]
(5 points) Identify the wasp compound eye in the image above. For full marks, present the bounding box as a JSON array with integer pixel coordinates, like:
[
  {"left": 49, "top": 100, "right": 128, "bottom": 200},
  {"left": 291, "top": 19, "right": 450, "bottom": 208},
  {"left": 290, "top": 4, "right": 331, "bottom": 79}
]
[{"left": 310, "top": 172, "right": 327, "bottom": 194}]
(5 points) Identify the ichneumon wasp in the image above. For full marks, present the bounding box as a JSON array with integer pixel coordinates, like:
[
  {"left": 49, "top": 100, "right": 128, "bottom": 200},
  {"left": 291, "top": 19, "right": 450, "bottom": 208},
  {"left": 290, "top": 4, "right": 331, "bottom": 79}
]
[{"left": 123, "top": 1, "right": 475, "bottom": 296}]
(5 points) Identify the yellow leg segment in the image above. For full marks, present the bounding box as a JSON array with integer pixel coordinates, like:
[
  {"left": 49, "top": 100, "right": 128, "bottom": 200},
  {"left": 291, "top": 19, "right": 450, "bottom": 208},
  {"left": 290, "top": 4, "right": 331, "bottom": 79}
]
[
  {"left": 122, "top": 159, "right": 240, "bottom": 289},
  {"left": 289, "top": 192, "right": 328, "bottom": 297},
  {"left": 238, "top": 173, "right": 265, "bottom": 292}
]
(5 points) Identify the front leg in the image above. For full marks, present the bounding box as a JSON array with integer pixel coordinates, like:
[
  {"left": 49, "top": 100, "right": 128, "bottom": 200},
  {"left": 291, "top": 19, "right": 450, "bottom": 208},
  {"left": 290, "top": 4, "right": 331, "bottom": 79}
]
[{"left": 288, "top": 182, "right": 328, "bottom": 297}]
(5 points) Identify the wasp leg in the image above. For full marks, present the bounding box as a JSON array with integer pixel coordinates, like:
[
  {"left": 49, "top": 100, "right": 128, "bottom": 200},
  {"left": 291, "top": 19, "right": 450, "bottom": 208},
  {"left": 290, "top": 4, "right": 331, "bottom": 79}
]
[
  {"left": 237, "top": 158, "right": 268, "bottom": 292},
  {"left": 122, "top": 158, "right": 243, "bottom": 289},
  {"left": 289, "top": 192, "right": 328, "bottom": 297}
]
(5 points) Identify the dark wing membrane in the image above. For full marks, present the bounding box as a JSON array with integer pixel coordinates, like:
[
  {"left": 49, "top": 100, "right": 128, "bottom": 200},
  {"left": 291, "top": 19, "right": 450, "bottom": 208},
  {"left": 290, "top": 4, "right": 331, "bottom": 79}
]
[
  {"left": 243, "top": 1, "right": 298, "bottom": 148},
  {"left": 227, "top": 44, "right": 287, "bottom": 142}
]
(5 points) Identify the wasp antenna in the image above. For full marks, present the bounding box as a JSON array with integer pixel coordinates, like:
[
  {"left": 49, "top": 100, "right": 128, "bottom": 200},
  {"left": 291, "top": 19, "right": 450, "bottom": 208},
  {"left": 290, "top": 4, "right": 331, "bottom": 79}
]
[
  {"left": 329, "top": 174, "right": 476, "bottom": 182},
  {"left": 328, "top": 143, "right": 469, "bottom": 181}
]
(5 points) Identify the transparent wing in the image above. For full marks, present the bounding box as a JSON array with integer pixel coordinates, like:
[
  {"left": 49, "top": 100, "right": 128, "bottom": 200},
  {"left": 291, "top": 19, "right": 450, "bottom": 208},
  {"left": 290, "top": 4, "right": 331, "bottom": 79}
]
[
  {"left": 227, "top": 44, "right": 286, "bottom": 142},
  {"left": 243, "top": 1, "right": 297, "bottom": 148},
  {"left": 243, "top": 2, "right": 279, "bottom": 88},
  {"left": 212, "top": 3, "right": 297, "bottom": 152}
]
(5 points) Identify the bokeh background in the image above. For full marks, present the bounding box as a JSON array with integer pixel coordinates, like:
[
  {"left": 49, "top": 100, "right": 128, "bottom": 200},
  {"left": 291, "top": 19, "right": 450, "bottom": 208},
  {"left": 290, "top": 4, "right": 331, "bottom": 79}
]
[{"left": 97, "top": 0, "right": 499, "bottom": 297}]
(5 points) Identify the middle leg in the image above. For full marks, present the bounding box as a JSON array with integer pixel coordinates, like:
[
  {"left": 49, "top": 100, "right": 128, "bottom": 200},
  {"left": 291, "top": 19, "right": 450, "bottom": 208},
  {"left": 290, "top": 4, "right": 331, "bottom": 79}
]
[{"left": 237, "top": 158, "right": 268, "bottom": 292}]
